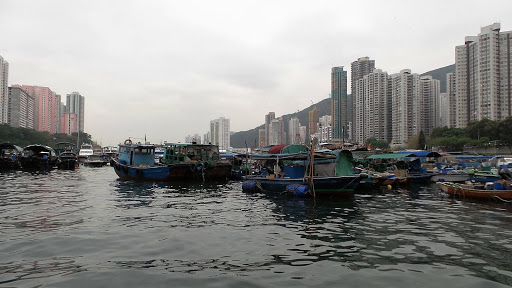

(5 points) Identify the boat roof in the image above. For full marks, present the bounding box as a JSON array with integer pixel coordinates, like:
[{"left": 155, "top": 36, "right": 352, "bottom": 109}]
[
  {"left": 367, "top": 153, "right": 416, "bottom": 159},
  {"left": 23, "top": 144, "right": 55, "bottom": 153},
  {"left": 395, "top": 150, "right": 441, "bottom": 158},
  {"left": 163, "top": 143, "right": 217, "bottom": 147},
  {"left": 0, "top": 143, "right": 23, "bottom": 152}
]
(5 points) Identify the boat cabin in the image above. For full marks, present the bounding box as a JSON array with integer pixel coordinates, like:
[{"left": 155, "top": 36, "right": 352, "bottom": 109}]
[
  {"left": 161, "top": 143, "right": 220, "bottom": 164},
  {"left": 118, "top": 141, "right": 156, "bottom": 167}
]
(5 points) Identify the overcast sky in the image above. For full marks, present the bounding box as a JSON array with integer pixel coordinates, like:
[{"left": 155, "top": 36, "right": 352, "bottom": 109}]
[{"left": 1, "top": 0, "right": 511, "bottom": 146}]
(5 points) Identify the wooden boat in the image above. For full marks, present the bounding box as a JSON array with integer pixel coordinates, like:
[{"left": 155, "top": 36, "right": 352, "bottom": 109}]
[
  {"left": 242, "top": 149, "right": 362, "bottom": 197},
  {"left": 111, "top": 139, "right": 232, "bottom": 182},
  {"left": 0, "top": 143, "right": 22, "bottom": 170},
  {"left": 20, "top": 144, "right": 58, "bottom": 170},
  {"left": 436, "top": 181, "right": 512, "bottom": 201},
  {"left": 56, "top": 151, "right": 79, "bottom": 170}
]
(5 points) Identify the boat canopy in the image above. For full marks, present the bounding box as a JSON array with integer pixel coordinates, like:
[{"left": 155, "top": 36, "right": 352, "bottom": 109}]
[
  {"left": 281, "top": 144, "right": 308, "bottom": 154},
  {"left": 0, "top": 143, "right": 23, "bottom": 153},
  {"left": 367, "top": 153, "right": 416, "bottom": 159},
  {"left": 268, "top": 144, "right": 287, "bottom": 154},
  {"left": 395, "top": 151, "right": 441, "bottom": 158}
]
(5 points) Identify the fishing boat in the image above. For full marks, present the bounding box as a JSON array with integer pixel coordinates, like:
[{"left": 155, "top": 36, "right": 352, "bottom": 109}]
[
  {"left": 0, "top": 143, "right": 23, "bottom": 170},
  {"left": 56, "top": 151, "right": 79, "bottom": 170},
  {"left": 111, "top": 139, "right": 232, "bottom": 182},
  {"left": 78, "top": 143, "right": 94, "bottom": 162},
  {"left": 242, "top": 148, "right": 363, "bottom": 197},
  {"left": 437, "top": 181, "right": 512, "bottom": 201},
  {"left": 83, "top": 154, "right": 109, "bottom": 167},
  {"left": 159, "top": 142, "right": 232, "bottom": 181},
  {"left": 20, "top": 144, "right": 58, "bottom": 170}
]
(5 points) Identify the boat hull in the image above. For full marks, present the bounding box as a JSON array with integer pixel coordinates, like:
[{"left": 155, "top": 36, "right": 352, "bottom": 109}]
[
  {"left": 243, "top": 175, "right": 361, "bottom": 197},
  {"left": 436, "top": 182, "right": 512, "bottom": 200},
  {"left": 56, "top": 159, "right": 78, "bottom": 170},
  {"left": 112, "top": 159, "right": 231, "bottom": 182}
]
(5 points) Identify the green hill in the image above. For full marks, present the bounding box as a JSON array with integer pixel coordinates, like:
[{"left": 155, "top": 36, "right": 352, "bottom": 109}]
[
  {"left": 421, "top": 64, "right": 455, "bottom": 93},
  {"left": 230, "top": 98, "right": 331, "bottom": 148}
]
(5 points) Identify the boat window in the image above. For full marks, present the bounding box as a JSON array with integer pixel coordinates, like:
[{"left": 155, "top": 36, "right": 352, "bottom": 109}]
[{"left": 119, "top": 147, "right": 127, "bottom": 153}]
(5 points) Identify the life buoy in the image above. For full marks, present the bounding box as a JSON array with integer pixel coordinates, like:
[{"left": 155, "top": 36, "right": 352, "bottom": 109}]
[{"left": 124, "top": 139, "right": 133, "bottom": 145}]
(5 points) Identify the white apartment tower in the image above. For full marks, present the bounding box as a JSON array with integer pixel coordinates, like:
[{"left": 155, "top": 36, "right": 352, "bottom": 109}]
[
  {"left": 389, "top": 69, "right": 420, "bottom": 146},
  {"left": 455, "top": 23, "right": 512, "bottom": 128},
  {"left": 288, "top": 117, "right": 300, "bottom": 145},
  {"left": 351, "top": 57, "right": 375, "bottom": 141},
  {"left": 446, "top": 72, "right": 457, "bottom": 128},
  {"left": 0, "top": 56, "right": 8, "bottom": 124},
  {"left": 210, "top": 117, "right": 230, "bottom": 151},
  {"left": 418, "top": 76, "right": 440, "bottom": 136},
  {"left": 354, "top": 68, "right": 389, "bottom": 145},
  {"left": 438, "top": 93, "right": 450, "bottom": 128}
]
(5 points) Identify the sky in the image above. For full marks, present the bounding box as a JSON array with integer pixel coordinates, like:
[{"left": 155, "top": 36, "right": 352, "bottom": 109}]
[{"left": 1, "top": 0, "right": 511, "bottom": 146}]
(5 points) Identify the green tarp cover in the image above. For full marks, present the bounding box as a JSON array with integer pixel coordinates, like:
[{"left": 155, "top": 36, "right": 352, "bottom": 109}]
[
  {"left": 336, "top": 151, "right": 355, "bottom": 176},
  {"left": 282, "top": 144, "right": 309, "bottom": 154}
]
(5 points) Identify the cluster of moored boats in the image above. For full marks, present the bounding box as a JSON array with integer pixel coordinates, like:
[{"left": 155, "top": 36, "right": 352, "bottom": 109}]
[
  {"left": 107, "top": 139, "right": 512, "bottom": 201},
  {"left": 0, "top": 142, "right": 112, "bottom": 171}
]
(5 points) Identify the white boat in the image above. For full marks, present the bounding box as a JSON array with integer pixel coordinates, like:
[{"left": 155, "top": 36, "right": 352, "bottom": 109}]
[
  {"left": 78, "top": 143, "right": 94, "bottom": 162},
  {"left": 430, "top": 168, "right": 472, "bottom": 183}
]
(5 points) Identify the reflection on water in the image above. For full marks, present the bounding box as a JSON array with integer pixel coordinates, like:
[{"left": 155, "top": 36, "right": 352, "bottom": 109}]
[{"left": 0, "top": 168, "right": 511, "bottom": 287}]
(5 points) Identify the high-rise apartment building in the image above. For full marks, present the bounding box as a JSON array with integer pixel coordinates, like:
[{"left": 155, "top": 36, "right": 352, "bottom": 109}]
[
  {"left": 351, "top": 57, "right": 375, "bottom": 141},
  {"left": 418, "top": 76, "right": 440, "bottom": 136},
  {"left": 210, "top": 117, "right": 230, "bottom": 151},
  {"left": 446, "top": 72, "right": 457, "bottom": 128},
  {"left": 354, "top": 69, "right": 389, "bottom": 145},
  {"left": 7, "top": 87, "right": 35, "bottom": 129},
  {"left": 185, "top": 134, "right": 202, "bottom": 144},
  {"left": 438, "top": 93, "right": 450, "bottom": 128},
  {"left": 299, "top": 126, "right": 307, "bottom": 144},
  {"left": 288, "top": 117, "right": 300, "bottom": 144},
  {"left": 258, "top": 129, "right": 265, "bottom": 147},
  {"left": 0, "top": 56, "right": 8, "bottom": 124},
  {"left": 269, "top": 117, "right": 286, "bottom": 145},
  {"left": 12, "top": 85, "right": 59, "bottom": 134},
  {"left": 264, "top": 112, "right": 275, "bottom": 147},
  {"left": 455, "top": 23, "right": 512, "bottom": 128},
  {"left": 389, "top": 69, "right": 420, "bottom": 146},
  {"left": 66, "top": 92, "right": 85, "bottom": 132},
  {"left": 331, "top": 66, "right": 348, "bottom": 140},
  {"left": 61, "top": 113, "right": 78, "bottom": 135},
  {"left": 308, "top": 108, "right": 318, "bottom": 135}
]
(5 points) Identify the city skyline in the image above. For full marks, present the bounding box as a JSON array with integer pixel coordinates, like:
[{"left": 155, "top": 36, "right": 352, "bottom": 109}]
[{"left": 1, "top": 1, "right": 511, "bottom": 146}]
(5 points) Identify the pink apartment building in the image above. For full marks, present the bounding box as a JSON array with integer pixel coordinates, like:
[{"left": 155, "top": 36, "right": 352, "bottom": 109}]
[
  {"left": 61, "top": 112, "right": 78, "bottom": 134},
  {"left": 12, "top": 85, "right": 60, "bottom": 134}
]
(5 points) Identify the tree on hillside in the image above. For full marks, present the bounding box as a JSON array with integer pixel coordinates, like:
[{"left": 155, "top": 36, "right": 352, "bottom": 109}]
[
  {"left": 365, "top": 137, "right": 390, "bottom": 149},
  {"left": 417, "top": 130, "right": 426, "bottom": 150}
]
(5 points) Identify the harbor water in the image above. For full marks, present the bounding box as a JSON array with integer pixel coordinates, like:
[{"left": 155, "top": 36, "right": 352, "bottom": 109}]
[{"left": 1, "top": 167, "right": 512, "bottom": 287}]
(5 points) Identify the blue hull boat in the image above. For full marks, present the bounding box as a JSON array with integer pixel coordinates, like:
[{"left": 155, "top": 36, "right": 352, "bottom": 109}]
[{"left": 243, "top": 174, "right": 361, "bottom": 197}]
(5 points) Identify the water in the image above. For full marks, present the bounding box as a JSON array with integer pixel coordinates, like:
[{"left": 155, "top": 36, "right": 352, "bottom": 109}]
[{"left": 1, "top": 167, "right": 512, "bottom": 287}]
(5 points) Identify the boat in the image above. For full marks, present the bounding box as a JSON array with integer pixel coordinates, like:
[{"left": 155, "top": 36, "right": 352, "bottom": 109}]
[
  {"left": 83, "top": 154, "right": 109, "bottom": 167},
  {"left": 242, "top": 149, "right": 363, "bottom": 197},
  {"left": 20, "top": 144, "right": 58, "bottom": 170},
  {"left": 0, "top": 143, "right": 23, "bottom": 170},
  {"left": 437, "top": 181, "right": 512, "bottom": 201},
  {"left": 78, "top": 143, "right": 94, "bottom": 162},
  {"left": 102, "top": 146, "right": 118, "bottom": 160},
  {"left": 56, "top": 151, "right": 79, "bottom": 170},
  {"left": 111, "top": 139, "right": 232, "bottom": 181},
  {"left": 159, "top": 142, "right": 232, "bottom": 181},
  {"left": 430, "top": 168, "right": 472, "bottom": 183}
]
